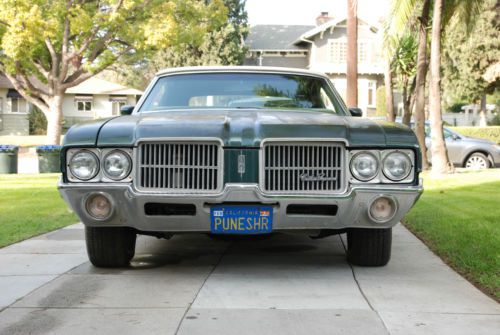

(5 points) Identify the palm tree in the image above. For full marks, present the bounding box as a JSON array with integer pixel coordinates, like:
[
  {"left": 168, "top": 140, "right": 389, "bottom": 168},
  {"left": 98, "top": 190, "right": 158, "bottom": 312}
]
[
  {"left": 390, "top": 0, "right": 431, "bottom": 169},
  {"left": 428, "top": 0, "right": 450, "bottom": 174},
  {"left": 428, "top": 0, "right": 483, "bottom": 174},
  {"left": 414, "top": 0, "right": 431, "bottom": 170},
  {"left": 391, "top": 33, "right": 418, "bottom": 126},
  {"left": 346, "top": 0, "right": 358, "bottom": 108},
  {"left": 384, "top": 57, "right": 395, "bottom": 121},
  {"left": 389, "top": 0, "right": 483, "bottom": 174}
]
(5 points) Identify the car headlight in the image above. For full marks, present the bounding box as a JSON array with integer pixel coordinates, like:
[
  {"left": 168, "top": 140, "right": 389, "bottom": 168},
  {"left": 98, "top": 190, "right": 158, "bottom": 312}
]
[
  {"left": 69, "top": 150, "right": 99, "bottom": 180},
  {"left": 382, "top": 151, "right": 412, "bottom": 181},
  {"left": 350, "top": 152, "right": 379, "bottom": 181},
  {"left": 103, "top": 150, "right": 131, "bottom": 180}
]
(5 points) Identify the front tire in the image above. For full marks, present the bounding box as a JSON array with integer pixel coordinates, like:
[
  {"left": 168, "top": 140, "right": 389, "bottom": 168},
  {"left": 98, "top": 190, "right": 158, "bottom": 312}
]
[
  {"left": 85, "top": 226, "right": 136, "bottom": 267},
  {"left": 465, "top": 152, "right": 489, "bottom": 169},
  {"left": 346, "top": 228, "right": 392, "bottom": 266}
]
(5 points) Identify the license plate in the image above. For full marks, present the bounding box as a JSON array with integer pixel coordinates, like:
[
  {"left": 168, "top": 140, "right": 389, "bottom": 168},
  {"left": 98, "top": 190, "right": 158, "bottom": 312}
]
[{"left": 210, "top": 205, "right": 273, "bottom": 234}]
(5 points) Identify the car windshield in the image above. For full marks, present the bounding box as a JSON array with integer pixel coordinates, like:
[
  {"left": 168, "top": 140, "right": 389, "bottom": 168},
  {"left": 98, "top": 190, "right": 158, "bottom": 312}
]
[{"left": 138, "top": 73, "right": 346, "bottom": 114}]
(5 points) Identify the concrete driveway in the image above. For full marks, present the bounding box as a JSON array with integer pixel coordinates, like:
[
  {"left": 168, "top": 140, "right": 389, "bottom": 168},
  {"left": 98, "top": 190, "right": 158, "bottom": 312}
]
[{"left": 0, "top": 223, "right": 498, "bottom": 335}]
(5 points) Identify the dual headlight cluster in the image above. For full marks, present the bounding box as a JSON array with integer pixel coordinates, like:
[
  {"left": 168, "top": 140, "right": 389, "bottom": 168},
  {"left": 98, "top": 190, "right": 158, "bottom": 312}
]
[
  {"left": 350, "top": 150, "right": 414, "bottom": 182},
  {"left": 67, "top": 149, "right": 132, "bottom": 181}
]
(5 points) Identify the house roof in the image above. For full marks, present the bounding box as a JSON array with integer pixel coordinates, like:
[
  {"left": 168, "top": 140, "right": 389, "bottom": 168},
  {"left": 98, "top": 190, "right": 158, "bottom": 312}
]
[
  {"left": 0, "top": 75, "right": 15, "bottom": 89},
  {"left": 245, "top": 25, "right": 314, "bottom": 51},
  {"left": 66, "top": 77, "right": 142, "bottom": 95},
  {"left": 295, "top": 17, "right": 379, "bottom": 44},
  {"left": 0, "top": 75, "right": 142, "bottom": 95}
]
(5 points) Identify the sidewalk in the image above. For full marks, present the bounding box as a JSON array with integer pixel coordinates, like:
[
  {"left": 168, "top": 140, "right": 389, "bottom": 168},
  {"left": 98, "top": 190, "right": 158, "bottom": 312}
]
[{"left": 0, "top": 223, "right": 498, "bottom": 334}]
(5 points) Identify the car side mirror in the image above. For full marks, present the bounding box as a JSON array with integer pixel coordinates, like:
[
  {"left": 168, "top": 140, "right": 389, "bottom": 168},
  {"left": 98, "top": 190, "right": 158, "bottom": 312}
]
[
  {"left": 452, "top": 134, "right": 460, "bottom": 141},
  {"left": 120, "top": 105, "right": 135, "bottom": 115},
  {"left": 349, "top": 107, "right": 363, "bottom": 117}
]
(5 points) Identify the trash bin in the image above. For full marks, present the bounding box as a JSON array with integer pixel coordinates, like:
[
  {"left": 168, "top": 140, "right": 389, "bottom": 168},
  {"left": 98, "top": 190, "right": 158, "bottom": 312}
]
[
  {"left": 0, "top": 145, "right": 19, "bottom": 174},
  {"left": 36, "top": 145, "right": 62, "bottom": 173}
]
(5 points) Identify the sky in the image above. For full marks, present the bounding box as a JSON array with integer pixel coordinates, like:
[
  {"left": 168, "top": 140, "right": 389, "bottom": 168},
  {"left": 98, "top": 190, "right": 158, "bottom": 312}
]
[{"left": 245, "top": 0, "right": 391, "bottom": 26}]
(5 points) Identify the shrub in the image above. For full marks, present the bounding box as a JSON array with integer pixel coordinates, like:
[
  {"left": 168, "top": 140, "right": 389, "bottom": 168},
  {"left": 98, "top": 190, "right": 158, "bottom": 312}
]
[
  {"left": 28, "top": 107, "right": 47, "bottom": 135},
  {"left": 448, "top": 102, "right": 466, "bottom": 113},
  {"left": 488, "top": 113, "right": 500, "bottom": 126},
  {"left": 450, "top": 126, "right": 500, "bottom": 143},
  {"left": 375, "top": 86, "right": 386, "bottom": 117}
]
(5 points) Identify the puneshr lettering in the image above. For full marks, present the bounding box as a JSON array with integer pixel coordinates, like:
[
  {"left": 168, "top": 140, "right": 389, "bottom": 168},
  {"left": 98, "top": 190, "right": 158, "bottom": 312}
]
[{"left": 213, "top": 217, "right": 269, "bottom": 231}]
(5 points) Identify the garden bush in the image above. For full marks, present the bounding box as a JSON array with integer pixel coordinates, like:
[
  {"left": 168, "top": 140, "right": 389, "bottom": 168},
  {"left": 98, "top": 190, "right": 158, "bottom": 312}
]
[{"left": 28, "top": 107, "right": 47, "bottom": 135}]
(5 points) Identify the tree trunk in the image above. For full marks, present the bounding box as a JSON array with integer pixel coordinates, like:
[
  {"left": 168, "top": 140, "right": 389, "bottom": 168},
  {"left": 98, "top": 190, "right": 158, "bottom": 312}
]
[
  {"left": 402, "top": 84, "right": 412, "bottom": 126},
  {"left": 46, "top": 94, "right": 64, "bottom": 145},
  {"left": 346, "top": 0, "right": 358, "bottom": 108},
  {"left": 479, "top": 94, "right": 487, "bottom": 126},
  {"left": 384, "top": 58, "right": 395, "bottom": 121},
  {"left": 414, "top": 0, "right": 431, "bottom": 170},
  {"left": 429, "top": 0, "right": 452, "bottom": 175}
]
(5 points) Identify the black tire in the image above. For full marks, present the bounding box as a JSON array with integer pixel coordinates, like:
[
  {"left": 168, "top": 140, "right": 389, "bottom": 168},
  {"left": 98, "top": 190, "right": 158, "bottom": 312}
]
[
  {"left": 85, "top": 226, "right": 136, "bottom": 268},
  {"left": 346, "top": 228, "right": 392, "bottom": 266},
  {"left": 464, "top": 152, "right": 490, "bottom": 169}
]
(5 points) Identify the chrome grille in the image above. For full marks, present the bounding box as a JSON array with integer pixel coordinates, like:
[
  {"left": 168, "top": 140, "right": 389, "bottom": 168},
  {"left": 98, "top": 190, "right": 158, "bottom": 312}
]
[
  {"left": 262, "top": 142, "right": 345, "bottom": 194},
  {"left": 136, "top": 141, "right": 222, "bottom": 193}
]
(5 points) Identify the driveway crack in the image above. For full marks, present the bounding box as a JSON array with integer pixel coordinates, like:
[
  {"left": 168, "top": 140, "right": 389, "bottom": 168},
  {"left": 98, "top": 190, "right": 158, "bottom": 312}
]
[
  {"left": 174, "top": 241, "right": 232, "bottom": 335},
  {"left": 340, "top": 234, "right": 391, "bottom": 335}
]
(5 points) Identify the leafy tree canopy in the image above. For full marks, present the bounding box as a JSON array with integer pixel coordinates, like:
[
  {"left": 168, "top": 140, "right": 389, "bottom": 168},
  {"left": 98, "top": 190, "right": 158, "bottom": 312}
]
[
  {"left": 115, "top": 0, "right": 249, "bottom": 89},
  {"left": 442, "top": 0, "right": 499, "bottom": 105},
  {"left": 0, "top": 0, "right": 228, "bottom": 143}
]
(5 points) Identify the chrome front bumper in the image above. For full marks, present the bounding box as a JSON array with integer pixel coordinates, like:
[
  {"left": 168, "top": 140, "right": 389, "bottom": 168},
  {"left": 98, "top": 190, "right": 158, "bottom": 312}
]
[{"left": 58, "top": 179, "right": 423, "bottom": 232}]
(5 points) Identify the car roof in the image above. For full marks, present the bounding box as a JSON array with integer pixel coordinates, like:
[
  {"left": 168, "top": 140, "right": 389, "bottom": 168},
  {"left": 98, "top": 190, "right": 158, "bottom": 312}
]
[{"left": 155, "top": 66, "right": 330, "bottom": 80}]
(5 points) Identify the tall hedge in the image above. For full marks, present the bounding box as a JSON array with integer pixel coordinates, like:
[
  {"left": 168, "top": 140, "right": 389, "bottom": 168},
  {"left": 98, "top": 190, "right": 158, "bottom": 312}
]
[{"left": 450, "top": 126, "right": 500, "bottom": 144}]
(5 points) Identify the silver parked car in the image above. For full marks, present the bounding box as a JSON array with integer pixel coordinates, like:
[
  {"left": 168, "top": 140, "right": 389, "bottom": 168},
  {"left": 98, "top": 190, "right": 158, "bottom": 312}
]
[{"left": 423, "top": 124, "right": 500, "bottom": 169}]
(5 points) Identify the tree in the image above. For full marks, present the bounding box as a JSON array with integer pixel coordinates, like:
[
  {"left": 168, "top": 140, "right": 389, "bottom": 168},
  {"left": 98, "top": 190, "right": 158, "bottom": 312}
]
[
  {"left": 414, "top": 0, "right": 431, "bottom": 169},
  {"left": 428, "top": 0, "right": 451, "bottom": 174},
  {"left": 384, "top": 57, "right": 396, "bottom": 121},
  {"left": 428, "top": 0, "right": 485, "bottom": 174},
  {"left": 0, "top": 0, "right": 227, "bottom": 144},
  {"left": 390, "top": 0, "right": 484, "bottom": 174},
  {"left": 390, "top": 0, "right": 431, "bottom": 169},
  {"left": 391, "top": 33, "right": 418, "bottom": 126},
  {"left": 116, "top": 0, "right": 248, "bottom": 89},
  {"left": 382, "top": 20, "right": 396, "bottom": 122},
  {"left": 346, "top": 0, "right": 358, "bottom": 108},
  {"left": 443, "top": 0, "right": 499, "bottom": 123}
]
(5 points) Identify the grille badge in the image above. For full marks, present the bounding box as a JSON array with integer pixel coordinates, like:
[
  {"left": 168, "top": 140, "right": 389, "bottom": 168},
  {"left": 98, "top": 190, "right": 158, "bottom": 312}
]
[
  {"left": 299, "top": 173, "right": 337, "bottom": 182},
  {"left": 237, "top": 153, "right": 246, "bottom": 176}
]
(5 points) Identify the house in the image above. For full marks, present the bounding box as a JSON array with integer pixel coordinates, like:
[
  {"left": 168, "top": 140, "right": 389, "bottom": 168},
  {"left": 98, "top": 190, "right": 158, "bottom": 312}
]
[
  {"left": 0, "top": 76, "right": 142, "bottom": 136},
  {"left": 244, "top": 12, "right": 385, "bottom": 116}
]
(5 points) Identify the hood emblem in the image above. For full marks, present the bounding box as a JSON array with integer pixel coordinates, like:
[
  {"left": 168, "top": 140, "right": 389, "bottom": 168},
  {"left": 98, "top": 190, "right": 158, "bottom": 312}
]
[
  {"left": 300, "top": 173, "right": 337, "bottom": 182},
  {"left": 237, "top": 153, "right": 246, "bottom": 177}
]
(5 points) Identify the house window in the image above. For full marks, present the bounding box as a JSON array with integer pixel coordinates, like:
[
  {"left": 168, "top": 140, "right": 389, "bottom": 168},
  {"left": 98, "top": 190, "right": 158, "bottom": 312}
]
[
  {"left": 11, "top": 98, "right": 19, "bottom": 113},
  {"left": 367, "top": 81, "right": 376, "bottom": 106},
  {"left": 77, "top": 101, "right": 92, "bottom": 112},
  {"left": 112, "top": 101, "right": 126, "bottom": 115},
  {"left": 330, "top": 41, "right": 347, "bottom": 63},
  {"left": 330, "top": 41, "right": 368, "bottom": 64},
  {"left": 358, "top": 42, "right": 367, "bottom": 63}
]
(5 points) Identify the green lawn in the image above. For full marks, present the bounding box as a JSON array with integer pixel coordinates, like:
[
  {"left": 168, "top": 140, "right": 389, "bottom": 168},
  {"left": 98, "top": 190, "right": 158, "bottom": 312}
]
[
  {"left": 0, "top": 174, "right": 77, "bottom": 247},
  {"left": 404, "top": 169, "right": 500, "bottom": 300}
]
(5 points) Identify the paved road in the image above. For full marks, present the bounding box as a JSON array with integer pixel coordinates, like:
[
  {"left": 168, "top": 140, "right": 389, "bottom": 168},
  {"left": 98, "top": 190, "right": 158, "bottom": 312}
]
[{"left": 0, "top": 223, "right": 498, "bottom": 335}]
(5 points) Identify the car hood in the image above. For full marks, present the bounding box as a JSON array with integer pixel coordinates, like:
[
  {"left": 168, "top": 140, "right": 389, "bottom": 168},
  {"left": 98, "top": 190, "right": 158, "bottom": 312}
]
[
  {"left": 462, "top": 136, "right": 496, "bottom": 145},
  {"left": 64, "top": 109, "right": 418, "bottom": 148}
]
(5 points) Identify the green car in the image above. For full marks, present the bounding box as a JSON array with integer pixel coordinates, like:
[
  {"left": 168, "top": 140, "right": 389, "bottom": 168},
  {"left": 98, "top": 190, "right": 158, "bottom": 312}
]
[{"left": 58, "top": 66, "right": 423, "bottom": 268}]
